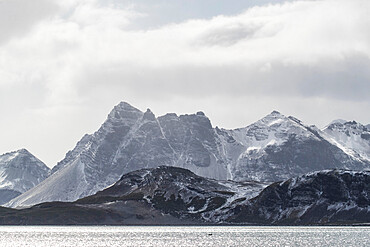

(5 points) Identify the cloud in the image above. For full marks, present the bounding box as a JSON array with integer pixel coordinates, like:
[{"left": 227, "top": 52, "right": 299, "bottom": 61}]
[
  {"left": 0, "top": 0, "right": 59, "bottom": 44},
  {"left": 0, "top": 0, "right": 369, "bottom": 166}
]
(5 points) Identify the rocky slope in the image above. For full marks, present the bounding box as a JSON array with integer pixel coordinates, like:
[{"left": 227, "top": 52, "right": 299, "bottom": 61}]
[
  {"left": 7, "top": 102, "right": 369, "bottom": 208},
  {"left": 0, "top": 149, "right": 50, "bottom": 205},
  {"left": 228, "top": 170, "right": 370, "bottom": 225},
  {"left": 0, "top": 166, "right": 267, "bottom": 225},
  {"left": 322, "top": 120, "right": 370, "bottom": 163},
  {"left": 0, "top": 167, "right": 369, "bottom": 225}
]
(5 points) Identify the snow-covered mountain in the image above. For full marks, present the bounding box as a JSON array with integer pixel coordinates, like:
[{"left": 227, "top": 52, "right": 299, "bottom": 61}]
[
  {"left": 7, "top": 103, "right": 233, "bottom": 207},
  {"left": 226, "top": 111, "right": 368, "bottom": 181},
  {"left": 0, "top": 149, "right": 50, "bottom": 205},
  {"left": 7, "top": 102, "right": 369, "bottom": 208},
  {"left": 322, "top": 120, "right": 370, "bottom": 163}
]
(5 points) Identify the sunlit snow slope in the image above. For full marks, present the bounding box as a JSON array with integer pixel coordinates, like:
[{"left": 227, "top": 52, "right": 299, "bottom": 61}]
[
  {"left": 322, "top": 120, "right": 370, "bottom": 163},
  {"left": 0, "top": 149, "right": 50, "bottom": 205}
]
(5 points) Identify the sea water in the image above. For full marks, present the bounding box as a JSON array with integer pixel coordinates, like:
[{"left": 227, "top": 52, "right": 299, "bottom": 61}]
[{"left": 0, "top": 226, "right": 368, "bottom": 246}]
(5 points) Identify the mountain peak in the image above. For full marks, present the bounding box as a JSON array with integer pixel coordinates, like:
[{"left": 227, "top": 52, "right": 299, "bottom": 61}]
[
  {"left": 16, "top": 148, "right": 31, "bottom": 155},
  {"left": 259, "top": 110, "right": 287, "bottom": 123},
  {"left": 263, "top": 110, "right": 286, "bottom": 120},
  {"left": 347, "top": 120, "right": 358, "bottom": 125},
  {"left": 324, "top": 119, "right": 367, "bottom": 131},
  {"left": 106, "top": 101, "right": 143, "bottom": 122},
  {"left": 324, "top": 119, "right": 347, "bottom": 129},
  {"left": 331, "top": 119, "right": 347, "bottom": 125},
  {"left": 0, "top": 149, "right": 50, "bottom": 204},
  {"left": 143, "top": 108, "right": 156, "bottom": 121},
  {"left": 114, "top": 101, "right": 142, "bottom": 113},
  {"left": 270, "top": 110, "right": 282, "bottom": 115},
  {"left": 1, "top": 148, "right": 32, "bottom": 161}
]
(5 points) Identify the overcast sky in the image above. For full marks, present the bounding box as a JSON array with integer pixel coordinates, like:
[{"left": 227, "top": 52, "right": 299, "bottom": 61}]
[{"left": 0, "top": 0, "right": 369, "bottom": 168}]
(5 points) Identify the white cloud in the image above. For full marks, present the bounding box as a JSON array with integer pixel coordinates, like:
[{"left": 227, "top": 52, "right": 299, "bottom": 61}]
[
  {"left": 0, "top": 0, "right": 369, "bottom": 166},
  {"left": 0, "top": 0, "right": 59, "bottom": 44}
]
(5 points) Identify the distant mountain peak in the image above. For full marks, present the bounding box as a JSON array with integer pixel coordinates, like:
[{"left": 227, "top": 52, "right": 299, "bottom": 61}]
[
  {"left": 270, "top": 110, "right": 282, "bottom": 115},
  {"left": 325, "top": 119, "right": 367, "bottom": 131},
  {"left": 255, "top": 111, "right": 290, "bottom": 127},
  {"left": 347, "top": 120, "right": 358, "bottom": 125},
  {"left": 0, "top": 149, "right": 50, "bottom": 205},
  {"left": 108, "top": 101, "right": 143, "bottom": 119},
  {"left": 265, "top": 110, "right": 287, "bottom": 119},
  {"left": 328, "top": 119, "right": 347, "bottom": 125},
  {"left": 117, "top": 101, "right": 139, "bottom": 110},
  {"left": 261, "top": 111, "right": 310, "bottom": 129},
  {"left": 323, "top": 118, "right": 370, "bottom": 162},
  {"left": 324, "top": 119, "right": 367, "bottom": 131},
  {"left": 143, "top": 108, "right": 156, "bottom": 121},
  {"left": 1, "top": 148, "right": 37, "bottom": 163},
  {"left": 15, "top": 148, "right": 31, "bottom": 155},
  {"left": 103, "top": 101, "right": 144, "bottom": 130}
]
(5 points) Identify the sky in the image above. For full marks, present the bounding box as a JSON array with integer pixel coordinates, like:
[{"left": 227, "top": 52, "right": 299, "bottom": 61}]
[{"left": 0, "top": 0, "right": 369, "bottom": 168}]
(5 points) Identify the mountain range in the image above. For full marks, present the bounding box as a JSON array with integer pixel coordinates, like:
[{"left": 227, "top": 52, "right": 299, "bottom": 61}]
[
  {"left": 0, "top": 166, "right": 368, "bottom": 225},
  {"left": 4, "top": 101, "right": 370, "bottom": 208}
]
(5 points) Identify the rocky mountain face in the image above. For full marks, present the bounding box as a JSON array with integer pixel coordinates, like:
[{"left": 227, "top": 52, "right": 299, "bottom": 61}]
[
  {"left": 228, "top": 170, "right": 370, "bottom": 225},
  {"left": 322, "top": 120, "right": 370, "bottom": 163},
  {"left": 0, "top": 149, "right": 50, "bottom": 205},
  {"left": 7, "top": 103, "right": 233, "bottom": 207},
  {"left": 6, "top": 102, "right": 369, "bottom": 208},
  {"left": 0, "top": 167, "right": 368, "bottom": 225},
  {"left": 225, "top": 111, "right": 367, "bottom": 181}
]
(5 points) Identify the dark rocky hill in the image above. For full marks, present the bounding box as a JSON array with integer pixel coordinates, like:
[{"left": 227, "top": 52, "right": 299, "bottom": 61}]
[
  {"left": 1, "top": 167, "right": 369, "bottom": 225},
  {"left": 227, "top": 170, "right": 370, "bottom": 225}
]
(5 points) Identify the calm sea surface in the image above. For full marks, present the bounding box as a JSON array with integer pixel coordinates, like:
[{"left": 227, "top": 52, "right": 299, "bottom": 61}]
[{"left": 0, "top": 226, "right": 368, "bottom": 246}]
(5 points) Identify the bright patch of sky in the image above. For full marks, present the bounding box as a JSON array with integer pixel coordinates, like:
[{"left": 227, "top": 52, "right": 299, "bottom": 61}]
[{"left": 116, "top": 0, "right": 292, "bottom": 29}]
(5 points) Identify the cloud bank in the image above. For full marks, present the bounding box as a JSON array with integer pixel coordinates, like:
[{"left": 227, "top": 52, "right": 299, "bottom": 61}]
[{"left": 0, "top": 0, "right": 369, "bottom": 167}]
